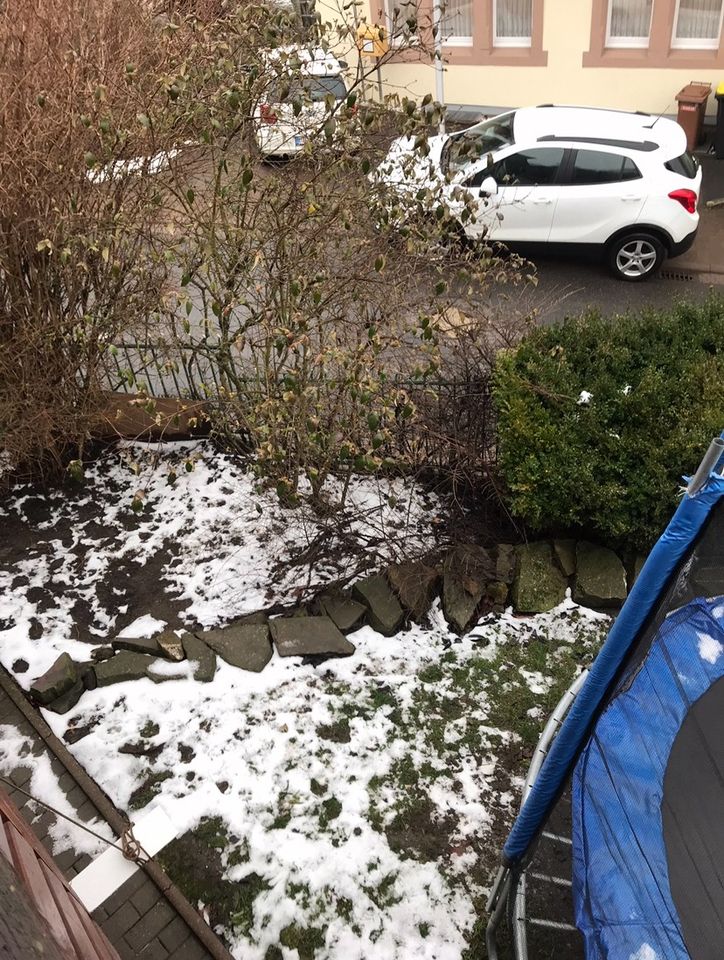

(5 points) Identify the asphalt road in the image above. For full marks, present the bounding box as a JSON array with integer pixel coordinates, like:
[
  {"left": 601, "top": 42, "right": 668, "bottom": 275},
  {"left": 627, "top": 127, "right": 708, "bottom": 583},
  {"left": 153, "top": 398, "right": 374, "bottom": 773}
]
[{"left": 497, "top": 252, "right": 724, "bottom": 326}]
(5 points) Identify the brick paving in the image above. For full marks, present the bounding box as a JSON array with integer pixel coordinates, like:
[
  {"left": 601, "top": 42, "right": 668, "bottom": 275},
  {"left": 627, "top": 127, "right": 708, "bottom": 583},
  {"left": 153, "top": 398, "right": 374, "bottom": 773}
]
[{"left": 0, "top": 675, "right": 231, "bottom": 960}]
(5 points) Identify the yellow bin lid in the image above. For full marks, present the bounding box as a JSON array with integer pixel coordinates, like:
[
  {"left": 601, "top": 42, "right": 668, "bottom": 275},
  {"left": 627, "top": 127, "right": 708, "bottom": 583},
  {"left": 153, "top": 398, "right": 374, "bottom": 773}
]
[{"left": 717, "top": 81, "right": 724, "bottom": 96}]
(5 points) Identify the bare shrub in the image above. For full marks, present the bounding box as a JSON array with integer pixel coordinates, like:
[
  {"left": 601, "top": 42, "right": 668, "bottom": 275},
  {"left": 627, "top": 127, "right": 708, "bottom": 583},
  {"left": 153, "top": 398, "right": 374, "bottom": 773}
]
[{"left": 0, "top": 0, "right": 183, "bottom": 477}]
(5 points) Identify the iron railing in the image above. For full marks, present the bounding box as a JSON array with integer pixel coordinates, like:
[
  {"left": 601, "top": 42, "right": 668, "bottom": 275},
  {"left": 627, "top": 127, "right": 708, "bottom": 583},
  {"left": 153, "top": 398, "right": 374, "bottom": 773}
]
[{"left": 102, "top": 340, "right": 498, "bottom": 473}]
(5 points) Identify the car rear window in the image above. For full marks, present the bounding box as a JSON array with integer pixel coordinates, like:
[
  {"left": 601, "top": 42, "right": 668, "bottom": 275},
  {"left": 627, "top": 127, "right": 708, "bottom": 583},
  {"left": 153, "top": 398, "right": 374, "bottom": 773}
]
[
  {"left": 665, "top": 152, "right": 699, "bottom": 179},
  {"left": 304, "top": 76, "right": 348, "bottom": 102},
  {"left": 267, "top": 75, "right": 347, "bottom": 104},
  {"left": 569, "top": 149, "right": 641, "bottom": 185}
]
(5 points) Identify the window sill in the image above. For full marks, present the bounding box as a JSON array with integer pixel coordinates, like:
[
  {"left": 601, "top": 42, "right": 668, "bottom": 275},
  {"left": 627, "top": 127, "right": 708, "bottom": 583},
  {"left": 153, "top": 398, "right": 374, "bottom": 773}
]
[
  {"left": 444, "top": 44, "right": 548, "bottom": 66},
  {"left": 583, "top": 45, "right": 724, "bottom": 67}
]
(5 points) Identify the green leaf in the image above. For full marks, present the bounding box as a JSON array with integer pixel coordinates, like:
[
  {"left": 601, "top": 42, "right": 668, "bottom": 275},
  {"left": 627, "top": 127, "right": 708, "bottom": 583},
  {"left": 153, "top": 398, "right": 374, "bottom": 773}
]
[
  {"left": 242, "top": 168, "right": 253, "bottom": 187},
  {"left": 374, "top": 255, "right": 385, "bottom": 273},
  {"left": 66, "top": 460, "right": 84, "bottom": 483},
  {"left": 186, "top": 188, "right": 195, "bottom": 204},
  {"left": 361, "top": 158, "right": 370, "bottom": 175},
  {"left": 137, "top": 112, "right": 150, "bottom": 128},
  {"left": 367, "top": 413, "right": 380, "bottom": 430}
]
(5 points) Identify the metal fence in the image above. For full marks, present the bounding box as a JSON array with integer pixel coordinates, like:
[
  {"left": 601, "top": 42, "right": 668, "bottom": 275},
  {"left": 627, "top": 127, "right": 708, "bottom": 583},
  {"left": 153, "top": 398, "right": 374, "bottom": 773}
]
[{"left": 102, "top": 340, "right": 497, "bottom": 473}]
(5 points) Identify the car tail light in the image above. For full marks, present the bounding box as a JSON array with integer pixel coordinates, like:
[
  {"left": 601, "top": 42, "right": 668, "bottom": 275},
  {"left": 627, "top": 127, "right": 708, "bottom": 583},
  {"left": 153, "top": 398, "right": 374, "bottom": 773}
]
[
  {"left": 260, "top": 103, "right": 277, "bottom": 125},
  {"left": 668, "top": 189, "right": 697, "bottom": 214}
]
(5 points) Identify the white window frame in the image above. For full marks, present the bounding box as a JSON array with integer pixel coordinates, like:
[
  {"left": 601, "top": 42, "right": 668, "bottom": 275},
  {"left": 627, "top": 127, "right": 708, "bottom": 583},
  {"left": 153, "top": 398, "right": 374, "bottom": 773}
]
[
  {"left": 443, "top": 0, "right": 474, "bottom": 46},
  {"left": 671, "top": 0, "right": 724, "bottom": 49},
  {"left": 605, "top": 0, "right": 654, "bottom": 48},
  {"left": 382, "top": 0, "right": 421, "bottom": 46},
  {"left": 493, "top": 0, "right": 533, "bottom": 47}
]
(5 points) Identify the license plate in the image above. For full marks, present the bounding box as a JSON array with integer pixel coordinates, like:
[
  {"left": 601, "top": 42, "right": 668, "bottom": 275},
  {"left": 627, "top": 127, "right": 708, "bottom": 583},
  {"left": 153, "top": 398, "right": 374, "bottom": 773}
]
[{"left": 294, "top": 135, "right": 303, "bottom": 147}]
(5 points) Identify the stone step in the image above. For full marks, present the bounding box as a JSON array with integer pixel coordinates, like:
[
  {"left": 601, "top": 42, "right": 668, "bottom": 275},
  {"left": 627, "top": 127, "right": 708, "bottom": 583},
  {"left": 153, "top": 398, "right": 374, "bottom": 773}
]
[
  {"left": 352, "top": 575, "right": 404, "bottom": 636},
  {"left": 195, "top": 623, "right": 272, "bottom": 674},
  {"left": 270, "top": 616, "right": 355, "bottom": 657}
]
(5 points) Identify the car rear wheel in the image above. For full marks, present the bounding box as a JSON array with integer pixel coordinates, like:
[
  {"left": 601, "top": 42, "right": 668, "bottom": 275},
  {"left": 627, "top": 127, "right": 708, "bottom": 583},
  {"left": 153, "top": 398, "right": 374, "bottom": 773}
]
[{"left": 608, "top": 233, "right": 664, "bottom": 282}]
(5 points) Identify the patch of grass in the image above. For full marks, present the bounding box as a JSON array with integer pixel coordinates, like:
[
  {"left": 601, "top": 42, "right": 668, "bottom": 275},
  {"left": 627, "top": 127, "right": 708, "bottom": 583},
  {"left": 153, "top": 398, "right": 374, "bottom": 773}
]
[
  {"left": 336, "top": 896, "right": 353, "bottom": 921},
  {"left": 159, "top": 817, "right": 266, "bottom": 935},
  {"left": 310, "top": 778, "right": 327, "bottom": 796},
  {"left": 362, "top": 872, "right": 402, "bottom": 910},
  {"left": 128, "top": 770, "right": 172, "bottom": 810},
  {"left": 317, "top": 719, "right": 351, "bottom": 743},
  {"left": 279, "top": 923, "right": 327, "bottom": 959},
  {"left": 139, "top": 719, "right": 160, "bottom": 738},
  {"left": 319, "top": 796, "right": 342, "bottom": 828}
]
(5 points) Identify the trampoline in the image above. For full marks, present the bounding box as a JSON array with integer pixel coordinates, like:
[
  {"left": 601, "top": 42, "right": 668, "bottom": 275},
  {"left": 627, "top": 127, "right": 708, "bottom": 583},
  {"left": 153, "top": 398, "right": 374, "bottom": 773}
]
[{"left": 487, "top": 434, "right": 724, "bottom": 960}]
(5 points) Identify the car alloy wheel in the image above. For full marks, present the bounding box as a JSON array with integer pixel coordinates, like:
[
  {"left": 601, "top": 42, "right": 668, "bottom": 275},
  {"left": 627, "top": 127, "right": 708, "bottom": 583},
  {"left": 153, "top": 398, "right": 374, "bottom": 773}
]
[{"left": 609, "top": 232, "right": 664, "bottom": 282}]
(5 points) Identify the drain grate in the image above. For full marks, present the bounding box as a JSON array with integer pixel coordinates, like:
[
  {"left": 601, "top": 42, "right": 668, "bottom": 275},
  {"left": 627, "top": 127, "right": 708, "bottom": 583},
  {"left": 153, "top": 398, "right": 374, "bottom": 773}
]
[{"left": 660, "top": 269, "right": 696, "bottom": 281}]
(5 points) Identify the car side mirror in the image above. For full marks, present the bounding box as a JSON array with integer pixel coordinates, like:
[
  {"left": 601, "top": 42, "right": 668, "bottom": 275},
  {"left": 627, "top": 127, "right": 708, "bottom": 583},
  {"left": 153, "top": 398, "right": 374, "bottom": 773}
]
[{"left": 478, "top": 176, "right": 498, "bottom": 197}]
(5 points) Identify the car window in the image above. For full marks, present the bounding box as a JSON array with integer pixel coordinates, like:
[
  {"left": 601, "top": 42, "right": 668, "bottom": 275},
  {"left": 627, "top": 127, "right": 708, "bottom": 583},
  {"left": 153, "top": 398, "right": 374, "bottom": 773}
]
[
  {"left": 489, "top": 148, "right": 565, "bottom": 187},
  {"left": 444, "top": 112, "right": 515, "bottom": 174},
  {"left": 570, "top": 150, "right": 641, "bottom": 185},
  {"left": 304, "top": 76, "right": 347, "bottom": 102},
  {"left": 267, "top": 76, "right": 347, "bottom": 104},
  {"left": 665, "top": 152, "right": 699, "bottom": 179}
]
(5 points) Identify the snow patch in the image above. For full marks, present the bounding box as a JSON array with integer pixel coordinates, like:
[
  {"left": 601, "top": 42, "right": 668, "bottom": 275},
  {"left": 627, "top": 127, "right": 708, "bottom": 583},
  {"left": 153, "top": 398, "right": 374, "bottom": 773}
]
[
  {"left": 629, "top": 945, "right": 659, "bottom": 960},
  {"left": 118, "top": 615, "right": 167, "bottom": 639},
  {"left": 0, "top": 724, "right": 113, "bottom": 856},
  {"left": 698, "top": 632, "right": 723, "bottom": 664}
]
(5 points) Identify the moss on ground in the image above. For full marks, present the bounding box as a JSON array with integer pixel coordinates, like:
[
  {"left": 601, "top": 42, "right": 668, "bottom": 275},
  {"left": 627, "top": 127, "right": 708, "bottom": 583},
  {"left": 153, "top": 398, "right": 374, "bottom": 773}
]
[{"left": 128, "top": 770, "right": 172, "bottom": 810}]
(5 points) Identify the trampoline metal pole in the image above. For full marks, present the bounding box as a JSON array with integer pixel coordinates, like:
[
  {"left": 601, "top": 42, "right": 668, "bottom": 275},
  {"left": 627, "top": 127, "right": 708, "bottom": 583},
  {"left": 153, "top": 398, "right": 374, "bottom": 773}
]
[{"left": 687, "top": 437, "right": 724, "bottom": 496}]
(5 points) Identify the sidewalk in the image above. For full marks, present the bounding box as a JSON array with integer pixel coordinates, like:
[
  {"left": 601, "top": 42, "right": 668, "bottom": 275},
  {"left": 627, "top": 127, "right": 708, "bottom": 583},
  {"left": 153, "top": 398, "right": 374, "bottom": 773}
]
[{"left": 675, "top": 149, "right": 724, "bottom": 278}]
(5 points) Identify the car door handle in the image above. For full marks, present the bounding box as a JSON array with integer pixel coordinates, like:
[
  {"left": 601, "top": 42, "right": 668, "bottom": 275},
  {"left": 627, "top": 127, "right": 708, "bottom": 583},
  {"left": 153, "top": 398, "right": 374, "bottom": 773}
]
[
  {"left": 532, "top": 197, "right": 552, "bottom": 204},
  {"left": 621, "top": 195, "right": 642, "bottom": 201}
]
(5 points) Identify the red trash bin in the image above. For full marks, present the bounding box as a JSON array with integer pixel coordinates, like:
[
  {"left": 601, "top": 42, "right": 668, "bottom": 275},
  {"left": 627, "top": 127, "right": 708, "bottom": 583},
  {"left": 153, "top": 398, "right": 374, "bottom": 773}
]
[{"left": 675, "top": 82, "right": 712, "bottom": 152}]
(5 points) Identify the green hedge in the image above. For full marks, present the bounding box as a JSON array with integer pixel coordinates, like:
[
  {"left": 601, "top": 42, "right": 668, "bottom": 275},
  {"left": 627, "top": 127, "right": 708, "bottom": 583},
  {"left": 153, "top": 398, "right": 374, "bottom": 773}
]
[{"left": 492, "top": 298, "right": 724, "bottom": 551}]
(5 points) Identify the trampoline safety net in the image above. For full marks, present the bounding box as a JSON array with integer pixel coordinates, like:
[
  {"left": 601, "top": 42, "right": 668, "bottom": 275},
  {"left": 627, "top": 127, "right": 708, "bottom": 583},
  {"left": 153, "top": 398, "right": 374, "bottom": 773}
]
[{"left": 573, "top": 498, "right": 724, "bottom": 960}]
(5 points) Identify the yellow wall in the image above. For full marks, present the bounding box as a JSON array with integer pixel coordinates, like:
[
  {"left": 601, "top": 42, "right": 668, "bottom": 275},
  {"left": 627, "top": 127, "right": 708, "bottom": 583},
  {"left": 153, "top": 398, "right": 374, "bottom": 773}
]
[{"left": 375, "top": 0, "right": 724, "bottom": 118}]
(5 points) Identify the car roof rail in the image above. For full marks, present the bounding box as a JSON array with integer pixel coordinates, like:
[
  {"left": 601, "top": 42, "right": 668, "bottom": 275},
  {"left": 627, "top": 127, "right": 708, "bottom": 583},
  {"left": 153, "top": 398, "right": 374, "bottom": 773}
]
[{"left": 537, "top": 135, "right": 659, "bottom": 152}]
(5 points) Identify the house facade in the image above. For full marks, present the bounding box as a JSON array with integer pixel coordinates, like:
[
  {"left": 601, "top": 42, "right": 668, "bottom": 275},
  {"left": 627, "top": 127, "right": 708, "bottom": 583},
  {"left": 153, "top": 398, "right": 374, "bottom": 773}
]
[{"left": 366, "top": 0, "right": 724, "bottom": 118}]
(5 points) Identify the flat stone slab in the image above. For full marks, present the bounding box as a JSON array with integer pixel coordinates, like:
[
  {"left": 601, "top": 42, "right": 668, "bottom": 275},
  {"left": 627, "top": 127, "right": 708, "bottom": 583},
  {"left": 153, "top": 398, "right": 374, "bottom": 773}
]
[
  {"left": 196, "top": 623, "right": 272, "bottom": 673},
  {"left": 181, "top": 634, "right": 217, "bottom": 682},
  {"left": 111, "top": 636, "right": 162, "bottom": 657},
  {"left": 442, "top": 546, "right": 494, "bottom": 633},
  {"left": 30, "top": 653, "right": 79, "bottom": 705},
  {"left": 156, "top": 631, "right": 185, "bottom": 662},
  {"left": 573, "top": 541, "right": 627, "bottom": 607},
  {"left": 387, "top": 561, "right": 440, "bottom": 623},
  {"left": 95, "top": 651, "right": 160, "bottom": 687},
  {"left": 352, "top": 575, "right": 404, "bottom": 636},
  {"left": 270, "top": 616, "right": 355, "bottom": 657},
  {"left": 318, "top": 595, "right": 366, "bottom": 633},
  {"left": 512, "top": 542, "right": 567, "bottom": 614},
  {"left": 45, "top": 678, "right": 85, "bottom": 715}
]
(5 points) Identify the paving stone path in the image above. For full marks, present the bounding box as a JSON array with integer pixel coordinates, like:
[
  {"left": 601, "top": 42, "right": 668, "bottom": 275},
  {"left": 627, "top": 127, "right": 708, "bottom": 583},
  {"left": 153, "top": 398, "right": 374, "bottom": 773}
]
[{"left": 0, "top": 669, "right": 230, "bottom": 960}]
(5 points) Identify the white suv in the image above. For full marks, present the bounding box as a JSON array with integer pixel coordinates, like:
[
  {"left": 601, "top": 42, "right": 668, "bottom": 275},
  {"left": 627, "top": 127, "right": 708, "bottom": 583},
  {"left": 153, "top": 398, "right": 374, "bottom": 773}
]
[
  {"left": 378, "top": 105, "right": 702, "bottom": 281},
  {"left": 254, "top": 48, "right": 349, "bottom": 158}
]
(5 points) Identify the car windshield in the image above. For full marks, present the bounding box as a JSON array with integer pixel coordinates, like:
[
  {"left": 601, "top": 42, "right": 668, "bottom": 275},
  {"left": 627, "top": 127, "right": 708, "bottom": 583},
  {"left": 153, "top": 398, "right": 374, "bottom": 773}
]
[
  {"left": 304, "top": 76, "right": 347, "bottom": 102},
  {"left": 443, "top": 112, "right": 515, "bottom": 175},
  {"left": 267, "top": 75, "right": 348, "bottom": 105}
]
